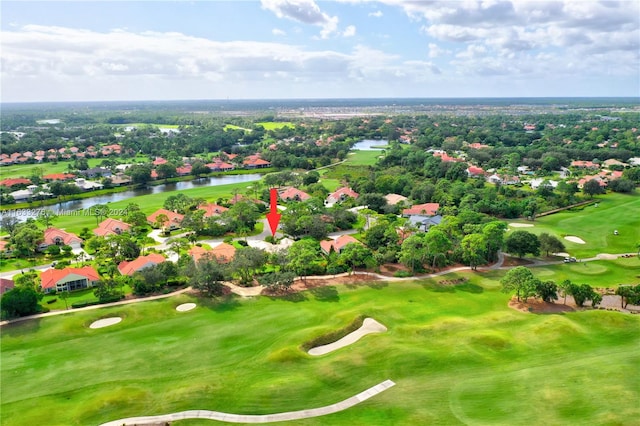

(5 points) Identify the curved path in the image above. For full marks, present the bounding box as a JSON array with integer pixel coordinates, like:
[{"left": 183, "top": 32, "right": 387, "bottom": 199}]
[{"left": 99, "top": 380, "right": 395, "bottom": 426}]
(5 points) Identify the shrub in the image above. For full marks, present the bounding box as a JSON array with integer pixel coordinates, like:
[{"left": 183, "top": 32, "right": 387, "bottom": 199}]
[
  {"left": 394, "top": 270, "right": 412, "bottom": 278},
  {"left": 46, "top": 298, "right": 57, "bottom": 304}
]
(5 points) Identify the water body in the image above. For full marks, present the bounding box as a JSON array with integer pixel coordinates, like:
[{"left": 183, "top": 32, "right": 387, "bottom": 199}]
[
  {"left": 352, "top": 139, "right": 389, "bottom": 150},
  {"left": 3, "top": 173, "right": 261, "bottom": 219}
]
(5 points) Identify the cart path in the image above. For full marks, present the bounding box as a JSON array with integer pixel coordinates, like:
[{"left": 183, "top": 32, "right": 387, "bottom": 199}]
[{"left": 99, "top": 379, "right": 395, "bottom": 426}]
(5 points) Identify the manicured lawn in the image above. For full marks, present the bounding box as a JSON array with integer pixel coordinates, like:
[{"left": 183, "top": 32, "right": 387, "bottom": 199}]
[
  {"left": 345, "top": 150, "right": 383, "bottom": 166},
  {"left": 506, "top": 192, "right": 640, "bottom": 258},
  {"left": 529, "top": 257, "right": 640, "bottom": 288},
  {"left": 2, "top": 274, "right": 638, "bottom": 426},
  {"left": 256, "top": 121, "right": 294, "bottom": 130},
  {"left": 0, "top": 158, "right": 103, "bottom": 179}
]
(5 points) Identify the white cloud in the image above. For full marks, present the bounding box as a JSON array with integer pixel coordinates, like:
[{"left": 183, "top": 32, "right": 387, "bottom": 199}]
[
  {"left": 427, "top": 42, "right": 449, "bottom": 58},
  {"left": 272, "top": 28, "right": 286, "bottom": 36},
  {"left": 343, "top": 25, "right": 356, "bottom": 37},
  {"left": 368, "top": 10, "right": 383, "bottom": 18},
  {"left": 261, "top": 0, "right": 339, "bottom": 39}
]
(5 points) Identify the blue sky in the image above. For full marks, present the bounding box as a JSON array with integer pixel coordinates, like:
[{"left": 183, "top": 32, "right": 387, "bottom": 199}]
[{"left": 2, "top": 0, "right": 639, "bottom": 102}]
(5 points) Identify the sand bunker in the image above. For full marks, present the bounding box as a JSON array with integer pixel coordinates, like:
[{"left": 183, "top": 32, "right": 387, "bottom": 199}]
[
  {"left": 308, "top": 318, "right": 387, "bottom": 356},
  {"left": 90, "top": 317, "right": 122, "bottom": 329},
  {"left": 564, "top": 236, "right": 586, "bottom": 244},
  {"left": 176, "top": 303, "right": 196, "bottom": 312},
  {"left": 508, "top": 223, "right": 534, "bottom": 228}
]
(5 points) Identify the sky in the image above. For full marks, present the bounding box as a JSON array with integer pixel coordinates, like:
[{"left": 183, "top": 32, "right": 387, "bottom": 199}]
[{"left": 1, "top": 0, "right": 639, "bottom": 102}]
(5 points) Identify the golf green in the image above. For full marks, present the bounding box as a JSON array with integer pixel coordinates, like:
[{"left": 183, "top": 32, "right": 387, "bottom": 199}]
[{"left": 2, "top": 277, "right": 638, "bottom": 425}]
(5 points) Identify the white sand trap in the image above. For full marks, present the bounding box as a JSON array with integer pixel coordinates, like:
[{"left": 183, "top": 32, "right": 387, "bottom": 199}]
[
  {"left": 308, "top": 318, "right": 387, "bottom": 356},
  {"left": 509, "top": 223, "right": 534, "bottom": 228},
  {"left": 90, "top": 317, "right": 122, "bottom": 329},
  {"left": 176, "top": 303, "right": 196, "bottom": 312},
  {"left": 555, "top": 252, "right": 570, "bottom": 257},
  {"left": 564, "top": 236, "right": 586, "bottom": 244}
]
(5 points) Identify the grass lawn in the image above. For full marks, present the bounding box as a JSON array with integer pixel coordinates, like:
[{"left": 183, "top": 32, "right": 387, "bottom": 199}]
[
  {"left": 529, "top": 257, "right": 640, "bottom": 288},
  {"left": 256, "top": 122, "right": 295, "bottom": 130},
  {"left": 0, "top": 159, "right": 103, "bottom": 179},
  {"left": 506, "top": 192, "right": 640, "bottom": 258},
  {"left": 223, "top": 124, "right": 252, "bottom": 132},
  {"left": 345, "top": 150, "right": 383, "bottom": 166},
  {"left": 2, "top": 273, "right": 638, "bottom": 426}
]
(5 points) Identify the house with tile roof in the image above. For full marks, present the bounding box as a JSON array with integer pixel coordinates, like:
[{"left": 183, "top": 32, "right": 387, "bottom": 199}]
[
  {"left": 198, "top": 203, "right": 229, "bottom": 217},
  {"left": 189, "top": 243, "right": 236, "bottom": 263},
  {"left": 147, "top": 209, "right": 184, "bottom": 230},
  {"left": 0, "top": 278, "right": 14, "bottom": 294},
  {"left": 279, "top": 187, "right": 311, "bottom": 202},
  {"left": 40, "top": 266, "right": 100, "bottom": 293},
  {"left": 41, "top": 228, "right": 83, "bottom": 250},
  {"left": 320, "top": 235, "right": 361, "bottom": 254},
  {"left": 384, "top": 193, "right": 408, "bottom": 205},
  {"left": 402, "top": 203, "right": 440, "bottom": 217},
  {"left": 118, "top": 253, "right": 166, "bottom": 276},
  {"left": 0, "top": 178, "right": 32, "bottom": 188},
  {"left": 94, "top": 218, "right": 132, "bottom": 237},
  {"left": 326, "top": 187, "right": 359, "bottom": 205}
]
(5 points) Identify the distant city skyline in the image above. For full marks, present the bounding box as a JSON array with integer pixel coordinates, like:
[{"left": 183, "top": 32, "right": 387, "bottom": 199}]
[{"left": 2, "top": 1, "right": 639, "bottom": 102}]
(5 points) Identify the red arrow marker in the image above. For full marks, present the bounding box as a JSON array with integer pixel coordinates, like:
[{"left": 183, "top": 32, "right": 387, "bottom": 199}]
[{"left": 265, "top": 188, "right": 281, "bottom": 237}]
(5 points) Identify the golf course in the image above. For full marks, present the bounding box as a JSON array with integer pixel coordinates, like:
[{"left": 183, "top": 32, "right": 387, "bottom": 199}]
[{"left": 2, "top": 267, "right": 639, "bottom": 425}]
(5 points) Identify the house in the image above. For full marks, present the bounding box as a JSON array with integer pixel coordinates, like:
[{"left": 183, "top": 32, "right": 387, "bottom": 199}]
[
  {"left": 189, "top": 243, "right": 236, "bottom": 263},
  {"left": 147, "top": 208, "right": 184, "bottom": 230},
  {"left": 408, "top": 214, "right": 443, "bottom": 232},
  {"left": 466, "top": 165, "right": 485, "bottom": 177},
  {"left": 571, "top": 160, "right": 598, "bottom": 169},
  {"left": 243, "top": 157, "right": 271, "bottom": 169},
  {"left": 41, "top": 228, "right": 83, "bottom": 250},
  {"left": 326, "top": 187, "right": 359, "bottom": 205},
  {"left": 198, "top": 203, "right": 229, "bottom": 217},
  {"left": 529, "top": 179, "right": 559, "bottom": 190},
  {"left": 40, "top": 266, "right": 100, "bottom": 293},
  {"left": 118, "top": 253, "right": 166, "bottom": 276},
  {"left": 603, "top": 159, "right": 626, "bottom": 168},
  {"left": 94, "top": 218, "right": 132, "bottom": 236},
  {"left": 81, "top": 167, "right": 112, "bottom": 179},
  {"left": 279, "top": 187, "right": 311, "bottom": 202},
  {"left": 0, "top": 278, "right": 15, "bottom": 294},
  {"left": 0, "top": 240, "right": 11, "bottom": 255},
  {"left": 43, "top": 173, "right": 76, "bottom": 181},
  {"left": 402, "top": 203, "right": 440, "bottom": 217},
  {"left": 74, "top": 178, "right": 103, "bottom": 191},
  {"left": 431, "top": 150, "right": 461, "bottom": 163},
  {"left": 487, "top": 174, "right": 520, "bottom": 185},
  {"left": 176, "top": 164, "right": 192, "bottom": 176},
  {"left": 206, "top": 159, "right": 235, "bottom": 172},
  {"left": 384, "top": 193, "right": 408, "bottom": 205},
  {"left": 577, "top": 176, "right": 607, "bottom": 189},
  {"left": 320, "top": 235, "right": 360, "bottom": 254},
  {"left": 210, "top": 242, "right": 236, "bottom": 263},
  {"left": 0, "top": 178, "right": 32, "bottom": 188},
  {"left": 109, "top": 173, "right": 132, "bottom": 186},
  {"left": 152, "top": 157, "right": 168, "bottom": 166}
]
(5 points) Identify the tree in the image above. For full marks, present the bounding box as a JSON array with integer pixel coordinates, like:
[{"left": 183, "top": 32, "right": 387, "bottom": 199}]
[
  {"left": 423, "top": 228, "right": 452, "bottom": 268},
  {"left": 608, "top": 178, "right": 635, "bottom": 193},
  {"left": 93, "top": 280, "right": 121, "bottom": 302},
  {"left": 230, "top": 247, "right": 267, "bottom": 286},
  {"left": 0, "top": 216, "right": 20, "bottom": 235},
  {"left": 36, "top": 209, "right": 57, "bottom": 229},
  {"left": 339, "top": 243, "right": 375, "bottom": 273},
  {"left": 538, "top": 233, "right": 565, "bottom": 257},
  {"left": 225, "top": 201, "right": 260, "bottom": 232},
  {"left": 156, "top": 163, "right": 177, "bottom": 180},
  {"left": 92, "top": 204, "right": 109, "bottom": 226},
  {"left": 582, "top": 179, "right": 605, "bottom": 198},
  {"left": 616, "top": 285, "right": 640, "bottom": 308},
  {"left": 187, "top": 256, "right": 229, "bottom": 297},
  {"left": 399, "top": 234, "right": 428, "bottom": 273},
  {"left": 505, "top": 230, "right": 540, "bottom": 258},
  {"left": 536, "top": 280, "right": 559, "bottom": 303},
  {"left": 460, "top": 233, "right": 487, "bottom": 271},
  {"left": 482, "top": 221, "right": 507, "bottom": 262},
  {"left": 501, "top": 266, "right": 538, "bottom": 302},
  {"left": 1, "top": 286, "right": 41, "bottom": 318},
  {"left": 569, "top": 283, "right": 601, "bottom": 307},
  {"left": 257, "top": 271, "right": 296, "bottom": 292},
  {"left": 9, "top": 224, "right": 44, "bottom": 259},
  {"left": 557, "top": 279, "right": 572, "bottom": 304},
  {"left": 287, "top": 239, "right": 323, "bottom": 281}
]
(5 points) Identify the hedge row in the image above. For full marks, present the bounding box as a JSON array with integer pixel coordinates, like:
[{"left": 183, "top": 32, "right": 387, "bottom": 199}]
[{"left": 71, "top": 295, "right": 123, "bottom": 309}]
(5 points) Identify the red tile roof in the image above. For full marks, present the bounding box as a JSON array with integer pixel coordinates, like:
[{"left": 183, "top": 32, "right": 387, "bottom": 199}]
[
  {"left": 0, "top": 178, "right": 32, "bottom": 187},
  {"left": 118, "top": 253, "right": 166, "bottom": 276},
  {"left": 402, "top": 203, "right": 440, "bottom": 216},
  {"left": 43, "top": 228, "right": 83, "bottom": 246},
  {"left": 147, "top": 209, "right": 184, "bottom": 226},
  {"left": 327, "top": 187, "right": 359, "bottom": 202},
  {"left": 94, "top": 218, "right": 132, "bottom": 236},
  {"left": 198, "top": 203, "right": 229, "bottom": 217},
  {"left": 43, "top": 173, "right": 76, "bottom": 181},
  {"left": 279, "top": 187, "right": 311, "bottom": 201},
  {"left": 320, "top": 235, "right": 360, "bottom": 254},
  {"left": 0, "top": 278, "right": 15, "bottom": 293},
  {"left": 189, "top": 243, "right": 236, "bottom": 263},
  {"left": 40, "top": 266, "right": 100, "bottom": 290}
]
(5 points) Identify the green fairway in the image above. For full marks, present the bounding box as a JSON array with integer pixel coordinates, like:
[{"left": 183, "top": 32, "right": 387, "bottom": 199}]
[
  {"left": 345, "top": 150, "right": 383, "bottom": 166},
  {"left": 223, "top": 124, "right": 252, "bottom": 132},
  {"left": 256, "top": 122, "right": 294, "bottom": 130},
  {"left": 530, "top": 257, "right": 640, "bottom": 288},
  {"left": 507, "top": 193, "right": 640, "bottom": 258},
  {"left": 0, "top": 159, "right": 103, "bottom": 179},
  {"left": 2, "top": 275, "right": 638, "bottom": 426}
]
